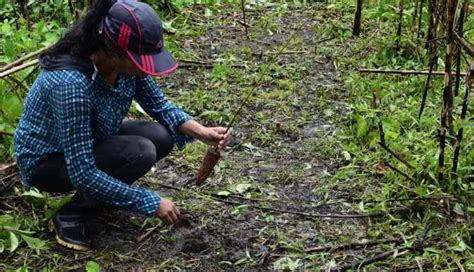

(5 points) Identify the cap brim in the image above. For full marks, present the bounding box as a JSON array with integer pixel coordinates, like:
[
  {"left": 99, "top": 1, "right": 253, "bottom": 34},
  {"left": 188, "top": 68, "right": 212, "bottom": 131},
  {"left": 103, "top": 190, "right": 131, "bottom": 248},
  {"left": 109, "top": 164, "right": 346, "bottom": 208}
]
[{"left": 126, "top": 47, "right": 178, "bottom": 76}]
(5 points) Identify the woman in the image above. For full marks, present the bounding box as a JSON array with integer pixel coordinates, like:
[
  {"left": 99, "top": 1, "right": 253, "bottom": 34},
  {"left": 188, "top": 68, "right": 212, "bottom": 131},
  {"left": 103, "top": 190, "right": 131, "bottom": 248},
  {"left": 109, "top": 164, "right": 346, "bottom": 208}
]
[{"left": 13, "top": 0, "right": 231, "bottom": 251}]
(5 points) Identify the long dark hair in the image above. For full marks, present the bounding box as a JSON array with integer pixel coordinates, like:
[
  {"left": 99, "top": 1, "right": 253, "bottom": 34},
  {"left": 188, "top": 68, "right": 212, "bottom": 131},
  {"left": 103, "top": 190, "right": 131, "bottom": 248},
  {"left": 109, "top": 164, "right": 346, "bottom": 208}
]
[{"left": 47, "top": 0, "right": 120, "bottom": 58}]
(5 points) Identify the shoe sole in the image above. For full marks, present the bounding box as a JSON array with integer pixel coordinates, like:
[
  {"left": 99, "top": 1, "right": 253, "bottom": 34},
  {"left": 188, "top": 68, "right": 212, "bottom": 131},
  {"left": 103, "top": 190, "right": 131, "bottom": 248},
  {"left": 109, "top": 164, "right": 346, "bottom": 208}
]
[{"left": 56, "top": 235, "right": 90, "bottom": 251}]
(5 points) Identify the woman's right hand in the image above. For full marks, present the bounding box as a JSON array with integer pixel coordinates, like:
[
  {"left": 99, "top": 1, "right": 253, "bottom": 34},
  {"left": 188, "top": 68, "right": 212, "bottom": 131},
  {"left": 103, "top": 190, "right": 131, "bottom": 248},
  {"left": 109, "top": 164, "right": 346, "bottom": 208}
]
[{"left": 156, "top": 198, "right": 180, "bottom": 224}]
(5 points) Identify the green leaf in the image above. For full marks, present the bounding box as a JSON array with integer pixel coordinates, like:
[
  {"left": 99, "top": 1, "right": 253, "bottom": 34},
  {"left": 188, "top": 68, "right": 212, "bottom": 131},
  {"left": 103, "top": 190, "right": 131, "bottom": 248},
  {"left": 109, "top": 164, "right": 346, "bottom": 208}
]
[
  {"left": 3, "top": 41, "right": 16, "bottom": 58},
  {"left": 161, "top": 21, "right": 177, "bottom": 34},
  {"left": 19, "top": 234, "right": 46, "bottom": 250},
  {"left": 1, "top": 93, "right": 22, "bottom": 123},
  {"left": 234, "top": 183, "right": 252, "bottom": 194},
  {"left": 86, "top": 261, "right": 101, "bottom": 272},
  {"left": 451, "top": 240, "right": 467, "bottom": 252},
  {"left": 1, "top": 23, "right": 12, "bottom": 35},
  {"left": 22, "top": 189, "right": 45, "bottom": 199},
  {"left": 9, "top": 232, "right": 19, "bottom": 252},
  {"left": 355, "top": 115, "right": 369, "bottom": 138}
]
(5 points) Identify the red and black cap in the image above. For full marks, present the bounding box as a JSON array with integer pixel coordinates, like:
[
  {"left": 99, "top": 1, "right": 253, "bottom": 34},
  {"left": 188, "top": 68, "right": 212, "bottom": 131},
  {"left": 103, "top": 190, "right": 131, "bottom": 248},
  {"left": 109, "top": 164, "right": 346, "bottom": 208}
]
[{"left": 100, "top": 0, "right": 177, "bottom": 76}]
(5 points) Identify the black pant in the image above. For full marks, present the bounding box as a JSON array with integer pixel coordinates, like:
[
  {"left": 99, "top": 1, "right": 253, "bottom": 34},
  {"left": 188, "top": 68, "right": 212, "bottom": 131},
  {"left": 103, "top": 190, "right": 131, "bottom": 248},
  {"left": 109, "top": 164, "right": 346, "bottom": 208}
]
[{"left": 30, "top": 120, "right": 174, "bottom": 195}]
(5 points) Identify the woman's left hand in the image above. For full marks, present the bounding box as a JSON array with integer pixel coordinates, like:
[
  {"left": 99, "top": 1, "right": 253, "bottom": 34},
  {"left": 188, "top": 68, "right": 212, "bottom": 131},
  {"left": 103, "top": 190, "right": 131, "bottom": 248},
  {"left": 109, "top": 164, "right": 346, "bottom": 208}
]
[{"left": 199, "top": 127, "right": 232, "bottom": 149}]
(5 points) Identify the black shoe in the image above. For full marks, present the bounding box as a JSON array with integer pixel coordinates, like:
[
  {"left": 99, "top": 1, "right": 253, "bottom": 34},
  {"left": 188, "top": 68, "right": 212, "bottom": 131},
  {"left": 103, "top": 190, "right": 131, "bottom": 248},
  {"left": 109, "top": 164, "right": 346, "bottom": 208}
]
[{"left": 52, "top": 207, "right": 92, "bottom": 251}]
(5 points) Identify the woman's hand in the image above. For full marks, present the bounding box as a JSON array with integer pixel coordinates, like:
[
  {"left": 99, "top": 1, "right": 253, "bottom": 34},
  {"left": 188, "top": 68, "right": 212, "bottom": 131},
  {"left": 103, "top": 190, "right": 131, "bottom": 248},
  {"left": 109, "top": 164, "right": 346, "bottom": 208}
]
[
  {"left": 156, "top": 198, "right": 180, "bottom": 225},
  {"left": 198, "top": 127, "right": 232, "bottom": 149},
  {"left": 178, "top": 120, "right": 232, "bottom": 149}
]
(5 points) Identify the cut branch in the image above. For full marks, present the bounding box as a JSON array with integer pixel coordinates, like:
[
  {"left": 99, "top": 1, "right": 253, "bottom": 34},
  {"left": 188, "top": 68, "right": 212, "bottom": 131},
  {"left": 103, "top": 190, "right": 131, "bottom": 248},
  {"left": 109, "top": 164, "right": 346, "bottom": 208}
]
[
  {"left": 212, "top": 197, "right": 416, "bottom": 219},
  {"left": 379, "top": 142, "right": 416, "bottom": 169},
  {"left": 453, "top": 31, "right": 474, "bottom": 57},
  {"left": 0, "top": 59, "right": 39, "bottom": 79},
  {"left": 304, "top": 239, "right": 401, "bottom": 254},
  {"left": 0, "top": 131, "right": 14, "bottom": 137},
  {"left": 0, "top": 46, "right": 50, "bottom": 73},
  {"left": 358, "top": 68, "right": 465, "bottom": 76},
  {"left": 384, "top": 161, "right": 417, "bottom": 182},
  {"left": 338, "top": 250, "right": 409, "bottom": 271}
]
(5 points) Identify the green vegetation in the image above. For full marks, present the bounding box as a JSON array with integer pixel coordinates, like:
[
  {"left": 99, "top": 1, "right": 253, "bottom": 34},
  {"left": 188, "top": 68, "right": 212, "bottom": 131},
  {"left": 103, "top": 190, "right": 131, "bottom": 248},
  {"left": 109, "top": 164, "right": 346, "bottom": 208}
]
[{"left": 1, "top": 0, "right": 472, "bottom": 270}]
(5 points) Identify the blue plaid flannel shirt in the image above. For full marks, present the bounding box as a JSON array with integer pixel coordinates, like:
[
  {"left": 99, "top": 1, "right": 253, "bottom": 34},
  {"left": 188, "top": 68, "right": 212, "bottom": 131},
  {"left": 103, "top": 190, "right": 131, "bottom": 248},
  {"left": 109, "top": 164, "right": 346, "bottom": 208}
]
[{"left": 14, "top": 70, "right": 193, "bottom": 216}]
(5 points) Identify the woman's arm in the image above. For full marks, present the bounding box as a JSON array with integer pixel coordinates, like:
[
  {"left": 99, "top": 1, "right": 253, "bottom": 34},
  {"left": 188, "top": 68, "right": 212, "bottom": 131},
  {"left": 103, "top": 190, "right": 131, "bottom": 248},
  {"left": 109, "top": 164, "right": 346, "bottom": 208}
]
[{"left": 178, "top": 119, "right": 231, "bottom": 149}]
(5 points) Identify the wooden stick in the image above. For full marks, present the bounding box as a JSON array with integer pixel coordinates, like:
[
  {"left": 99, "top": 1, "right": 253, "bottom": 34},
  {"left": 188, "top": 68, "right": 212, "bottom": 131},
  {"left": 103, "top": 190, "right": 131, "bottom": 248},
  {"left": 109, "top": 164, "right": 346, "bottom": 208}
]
[
  {"left": 0, "top": 162, "right": 17, "bottom": 173},
  {"left": 453, "top": 30, "right": 474, "bottom": 57},
  {"left": 384, "top": 161, "right": 417, "bottom": 182},
  {"left": 215, "top": 198, "right": 377, "bottom": 218},
  {"left": 136, "top": 225, "right": 160, "bottom": 243},
  {"left": 359, "top": 68, "right": 466, "bottom": 76},
  {"left": 178, "top": 59, "right": 244, "bottom": 68},
  {"left": 0, "top": 131, "right": 14, "bottom": 137},
  {"left": 379, "top": 142, "right": 416, "bottom": 169},
  {"left": 339, "top": 250, "right": 409, "bottom": 271},
  {"left": 304, "top": 239, "right": 401, "bottom": 253},
  {"left": 0, "top": 59, "right": 39, "bottom": 79},
  {"left": 0, "top": 46, "right": 50, "bottom": 72}
]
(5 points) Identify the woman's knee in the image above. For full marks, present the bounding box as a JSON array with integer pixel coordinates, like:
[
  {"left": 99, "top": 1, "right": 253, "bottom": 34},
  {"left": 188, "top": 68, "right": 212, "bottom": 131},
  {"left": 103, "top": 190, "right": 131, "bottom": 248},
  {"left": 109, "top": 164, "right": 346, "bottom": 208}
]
[
  {"left": 119, "top": 120, "right": 174, "bottom": 161},
  {"left": 152, "top": 124, "right": 174, "bottom": 161},
  {"left": 134, "top": 137, "right": 157, "bottom": 170}
]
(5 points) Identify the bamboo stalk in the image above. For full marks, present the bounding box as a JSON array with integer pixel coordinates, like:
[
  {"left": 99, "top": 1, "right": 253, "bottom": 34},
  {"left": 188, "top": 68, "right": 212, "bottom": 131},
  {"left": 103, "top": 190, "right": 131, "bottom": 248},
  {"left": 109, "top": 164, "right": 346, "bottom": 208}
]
[
  {"left": 353, "top": 0, "right": 363, "bottom": 36},
  {"left": 373, "top": 92, "right": 386, "bottom": 146},
  {"left": 396, "top": 0, "right": 405, "bottom": 51},
  {"left": 438, "top": 0, "right": 457, "bottom": 182},
  {"left": 453, "top": 0, "right": 469, "bottom": 96},
  {"left": 451, "top": 63, "right": 473, "bottom": 177},
  {"left": 412, "top": 0, "right": 419, "bottom": 32},
  {"left": 358, "top": 68, "right": 465, "bottom": 76},
  {"left": 417, "top": 0, "right": 425, "bottom": 38},
  {"left": 0, "top": 59, "right": 39, "bottom": 79},
  {"left": 426, "top": 0, "right": 437, "bottom": 49},
  {"left": 419, "top": 16, "right": 440, "bottom": 120}
]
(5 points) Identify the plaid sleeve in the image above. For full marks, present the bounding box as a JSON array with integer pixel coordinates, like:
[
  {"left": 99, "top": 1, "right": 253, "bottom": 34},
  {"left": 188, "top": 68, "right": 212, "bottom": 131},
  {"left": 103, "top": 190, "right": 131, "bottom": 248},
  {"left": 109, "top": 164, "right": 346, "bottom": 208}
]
[
  {"left": 50, "top": 77, "right": 161, "bottom": 216},
  {"left": 135, "top": 76, "right": 194, "bottom": 149}
]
